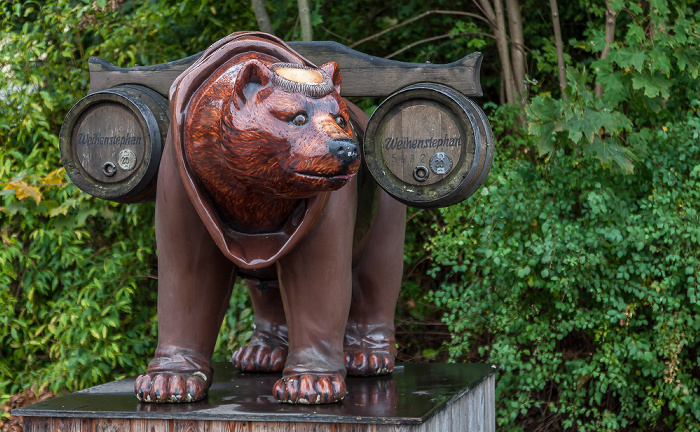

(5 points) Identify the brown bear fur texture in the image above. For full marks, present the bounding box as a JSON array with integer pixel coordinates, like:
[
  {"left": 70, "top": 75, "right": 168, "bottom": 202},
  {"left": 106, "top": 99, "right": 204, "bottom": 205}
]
[{"left": 133, "top": 32, "right": 406, "bottom": 405}]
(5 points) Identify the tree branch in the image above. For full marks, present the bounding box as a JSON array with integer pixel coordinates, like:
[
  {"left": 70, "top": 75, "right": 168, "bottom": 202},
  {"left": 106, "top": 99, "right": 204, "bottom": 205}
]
[
  {"left": 549, "top": 0, "right": 567, "bottom": 99},
  {"left": 297, "top": 0, "right": 312, "bottom": 41},
  {"left": 494, "top": 0, "right": 517, "bottom": 104},
  {"left": 506, "top": 0, "right": 526, "bottom": 99},
  {"left": 384, "top": 32, "right": 495, "bottom": 59},
  {"left": 349, "top": 10, "right": 491, "bottom": 49},
  {"left": 320, "top": 26, "right": 353, "bottom": 43},
  {"left": 251, "top": 0, "right": 273, "bottom": 35},
  {"left": 474, "top": 0, "right": 516, "bottom": 104},
  {"left": 595, "top": 0, "right": 617, "bottom": 98},
  {"left": 475, "top": 0, "right": 497, "bottom": 26}
]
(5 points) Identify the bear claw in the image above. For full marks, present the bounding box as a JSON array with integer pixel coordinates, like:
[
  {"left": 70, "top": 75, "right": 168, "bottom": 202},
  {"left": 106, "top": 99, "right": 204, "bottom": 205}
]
[
  {"left": 344, "top": 351, "right": 394, "bottom": 376},
  {"left": 273, "top": 373, "right": 346, "bottom": 404},
  {"left": 344, "top": 325, "right": 396, "bottom": 377},
  {"left": 233, "top": 344, "right": 287, "bottom": 372},
  {"left": 134, "top": 372, "right": 207, "bottom": 403}
]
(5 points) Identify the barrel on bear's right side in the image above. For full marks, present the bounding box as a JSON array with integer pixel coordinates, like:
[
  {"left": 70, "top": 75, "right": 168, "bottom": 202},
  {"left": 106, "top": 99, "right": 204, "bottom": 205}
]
[
  {"left": 59, "top": 85, "right": 169, "bottom": 203},
  {"left": 363, "top": 83, "right": 494, "bottom": 209}
]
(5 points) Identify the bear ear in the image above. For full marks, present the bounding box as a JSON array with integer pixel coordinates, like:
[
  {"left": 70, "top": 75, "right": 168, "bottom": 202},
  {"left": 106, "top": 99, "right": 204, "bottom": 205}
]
[
  {"left": 319, "top": 62, "right": 341, "bottom": 94},
  {"left": 233, "top": 60, "right": 272, "bottom": 108}
]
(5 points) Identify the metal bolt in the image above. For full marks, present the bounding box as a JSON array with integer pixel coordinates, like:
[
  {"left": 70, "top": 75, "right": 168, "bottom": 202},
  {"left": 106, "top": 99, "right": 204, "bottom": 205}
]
[
  {"left": 413, "top": 165, "right": 429, "bottom": 182},
  {"left": 102, "top": 161, "right": 117, "bottom": 177}
]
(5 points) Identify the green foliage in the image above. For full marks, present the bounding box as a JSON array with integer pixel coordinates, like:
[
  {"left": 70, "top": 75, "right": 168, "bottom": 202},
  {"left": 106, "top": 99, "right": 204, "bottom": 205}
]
[
  {"left": 427, "top": 111, "right": 700, "bottom": 430},
  {"left": 213, "top": 280, "right": 255, "bottom": 363},
  {"left": 3, "top": 1, "right": 700, "bottom": 431},
  {"left": 423, "top": 3, "right": 700, "bottom": 428},
  {"left": 0, "top": 0, "right": 258, "bottom": 396},
  {"left": 527, "top": 2, "right": 700, "bottom": 172}
]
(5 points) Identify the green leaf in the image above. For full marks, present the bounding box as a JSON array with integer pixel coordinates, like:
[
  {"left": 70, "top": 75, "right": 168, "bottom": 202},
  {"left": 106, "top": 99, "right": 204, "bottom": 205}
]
[
  {"left": 585, "top": 136, "right": 635, "bottom": 173},
  {"left": 612, "top": 49, "right": 647, "bottom": 72},
  {"left": 594, "top": 63, "right": 629, "bottom": 106},
  {"left": 648, "top": 48, "right": 671, "bottom": 76},
  {"left": 561, "top": 107, "right": 599, "bottom": 144},
  {"left": 675, "top": 48, "right": 700, "bottom": 78},
  {"left": 526, "top": 96, "right": 562, "bottom": 155},
  {"left": 631, "top": 72, "right": 672, "bottom": 99}
]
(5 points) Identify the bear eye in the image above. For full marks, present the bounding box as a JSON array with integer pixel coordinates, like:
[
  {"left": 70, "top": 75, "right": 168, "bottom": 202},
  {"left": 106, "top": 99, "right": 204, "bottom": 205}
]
[
  {"left": 334, "top": 115, "right": 347, "bottom": 129},
  {"left": 291, "top": 113, "right": 308, "bottom": 126}
]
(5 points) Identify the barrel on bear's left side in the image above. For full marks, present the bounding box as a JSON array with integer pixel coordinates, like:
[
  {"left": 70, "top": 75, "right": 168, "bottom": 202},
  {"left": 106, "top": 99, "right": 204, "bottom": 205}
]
[
  {"left": 363, "top": 83, "right": 495, "bottom": 209},
  {"left": 59, "top": 85, "right": 169, "bottom": 203}
]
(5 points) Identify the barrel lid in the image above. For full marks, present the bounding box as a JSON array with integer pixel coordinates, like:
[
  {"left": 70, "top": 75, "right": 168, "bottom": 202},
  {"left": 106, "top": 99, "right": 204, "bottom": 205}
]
[
  {"left": 364, "top": 83, "right": 487, "bottom": 208},
  {"left": 59, "top": 86, "right": 166, "bottom": 202}
]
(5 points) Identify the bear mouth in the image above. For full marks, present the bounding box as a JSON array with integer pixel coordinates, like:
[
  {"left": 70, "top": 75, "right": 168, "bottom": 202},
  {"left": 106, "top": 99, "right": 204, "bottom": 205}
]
[{"left": 295, "top": 172, "right": 356, "bottom": 182}]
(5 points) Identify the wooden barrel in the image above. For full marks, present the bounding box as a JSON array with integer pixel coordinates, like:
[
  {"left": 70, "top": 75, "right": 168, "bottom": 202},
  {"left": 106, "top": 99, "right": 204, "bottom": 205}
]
[
  {"left": 59, "top": 85, "right": 169, "bottom": 203},
  {"left": 460, "top": 97, "right": 495, "bottom": 198},
  {"left": 363, "top": 83, "right": 494, "bottom": 208}
]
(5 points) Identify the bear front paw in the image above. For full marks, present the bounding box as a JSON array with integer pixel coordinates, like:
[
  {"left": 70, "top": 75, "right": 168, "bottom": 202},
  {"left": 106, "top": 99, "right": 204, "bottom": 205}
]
[
  {"left": 273, "top": 373, "right": 346, "bottom": 404},
  {"left": 134, "top": 372, "right": 207, "bottom": 403},
  {"left": 232, "top": 344, "right": 287, "bottom": 372}
]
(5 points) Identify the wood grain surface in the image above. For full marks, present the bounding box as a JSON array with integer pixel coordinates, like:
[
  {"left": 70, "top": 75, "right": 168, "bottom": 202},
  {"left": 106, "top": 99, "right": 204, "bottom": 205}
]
[{"left": 87, "top": 41, "right": 482, "bottom": 98}]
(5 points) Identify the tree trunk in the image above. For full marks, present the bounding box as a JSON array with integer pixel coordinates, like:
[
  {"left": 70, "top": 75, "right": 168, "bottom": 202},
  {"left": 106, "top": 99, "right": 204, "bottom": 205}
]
[
  {"left": 251, "top": 0, "right": 274, "bottom": 35},
  {"left": 505, "top": 0, "right": 526, "bottom": 100},
  {"left": 478, "top": 0, "right": 516, "bottom": 104},
  {"left": 297, "top": 0, "right": 313, "bottom": 41},
  {"left": 549, "top": 0, "right": 567, "bottom": 99},
  {"left": 595, "top": 0, "right": 616, "bottom": 98}
]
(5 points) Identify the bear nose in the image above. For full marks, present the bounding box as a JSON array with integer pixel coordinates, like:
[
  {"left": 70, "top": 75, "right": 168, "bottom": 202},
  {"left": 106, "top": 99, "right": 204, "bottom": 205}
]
[{"left": 328, "top": 139, "right": 359, "bottom": 164}]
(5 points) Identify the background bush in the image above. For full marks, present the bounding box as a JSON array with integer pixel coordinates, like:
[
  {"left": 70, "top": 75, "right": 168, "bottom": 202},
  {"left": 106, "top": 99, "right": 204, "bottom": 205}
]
[{"left": 2, "top": 0, "right": 699, "bottom": 430}]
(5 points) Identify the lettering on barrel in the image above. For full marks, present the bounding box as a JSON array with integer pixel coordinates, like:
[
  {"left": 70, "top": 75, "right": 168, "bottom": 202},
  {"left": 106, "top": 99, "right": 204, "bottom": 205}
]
[
  {"left": 77, "top": 133, "right": 142, "bottom": 147},
  {"left": 383, "top": 135, "right": 462, "bottom": 150},
  {"left": 74, "top": 104, "right": 145, "bottom": 183},
  {"left": 378, "top": 100, "right": 466, "bottom": 186}
]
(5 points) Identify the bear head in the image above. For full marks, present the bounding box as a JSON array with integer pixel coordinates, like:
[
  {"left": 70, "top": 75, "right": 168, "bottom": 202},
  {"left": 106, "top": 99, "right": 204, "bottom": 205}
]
[{"left": 214, "top": 59, "right": 360, "bottom": 199}]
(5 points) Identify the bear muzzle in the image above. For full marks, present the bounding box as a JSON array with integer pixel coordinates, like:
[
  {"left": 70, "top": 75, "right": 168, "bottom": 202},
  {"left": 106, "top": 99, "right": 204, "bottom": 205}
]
[{"left": 328, "top": 139, "right": 359, "bottom": 164}]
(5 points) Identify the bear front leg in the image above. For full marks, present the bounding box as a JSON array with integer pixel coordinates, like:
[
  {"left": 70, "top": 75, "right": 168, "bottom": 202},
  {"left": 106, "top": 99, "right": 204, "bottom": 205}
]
[
  {"left": 273, "top": 182, "right": 357, "bottom": 404},
  {"left": 135, "top": 139, "right": 237, "bottom": 403},
  {"left": 231, "top": 278, "right": 288, "bottom": 372},
  {"left": 346, "top": 188, "right": 406, "bottom": 377}
]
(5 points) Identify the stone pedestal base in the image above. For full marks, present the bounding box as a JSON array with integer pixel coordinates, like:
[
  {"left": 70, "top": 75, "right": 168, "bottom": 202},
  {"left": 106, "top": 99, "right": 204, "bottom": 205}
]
[{"left": 14, "top": 363, "right": 497, "bottom": 432}]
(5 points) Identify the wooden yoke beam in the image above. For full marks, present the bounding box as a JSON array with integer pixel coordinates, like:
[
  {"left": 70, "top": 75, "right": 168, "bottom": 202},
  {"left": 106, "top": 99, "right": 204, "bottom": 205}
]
[{"left": 87, "top": 41, "right": 483, "bottom": 98}]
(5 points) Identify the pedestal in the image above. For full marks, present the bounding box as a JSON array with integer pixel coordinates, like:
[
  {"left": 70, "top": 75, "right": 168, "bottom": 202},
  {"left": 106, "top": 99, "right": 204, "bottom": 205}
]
[{"left": 14, "top": 362, "right": 497, "bottom": 432}]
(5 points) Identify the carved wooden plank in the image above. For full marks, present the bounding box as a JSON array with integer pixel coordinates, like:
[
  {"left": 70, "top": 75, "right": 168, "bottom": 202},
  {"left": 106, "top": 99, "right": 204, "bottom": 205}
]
[
  {"left": 131, "top": 418, "right": 171, "bottom": 432},
  {"left": 209, "top": 421, "right": 249, "bottom": 432},
  {"left": 88, "top": 54, "right": 199, "bottom": 98},
  {"left": 173, "top": 420, "right": 209, "bottom": 432},
  {"left": 88, "top": 41, "right": 482, "bottom": 98},
  {"left": 248, "top": 422, "right": 289, "bottom": 432},
  {"left": 291, "top": 41, "right": 482, "bottom": 97},
  {"left": 289, "top": 422, "right": 331, "bottom": 432},
  {"left": 23, "top": 417, "right": 53, "bottom": 432},
  {"left": 330, "top": 424, "right": 372, "bottom": 432},
  {"left": 93, "top": 417, "right": 127, "bottom": 432},
  {"left": 54, "top": 417, "right": 91, "bottom": 432}
]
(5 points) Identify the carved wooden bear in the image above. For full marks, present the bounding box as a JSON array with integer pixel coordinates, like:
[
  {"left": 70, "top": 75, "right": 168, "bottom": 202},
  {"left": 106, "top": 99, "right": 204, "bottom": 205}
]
[{"left": 133, "top": 32, "right": 406, "bottom": 404}]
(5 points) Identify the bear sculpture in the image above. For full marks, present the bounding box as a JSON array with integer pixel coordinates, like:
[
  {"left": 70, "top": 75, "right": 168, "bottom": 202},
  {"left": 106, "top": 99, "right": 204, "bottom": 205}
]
[{"left": 133, "top": 32, "right": 406, "bottom": 405}]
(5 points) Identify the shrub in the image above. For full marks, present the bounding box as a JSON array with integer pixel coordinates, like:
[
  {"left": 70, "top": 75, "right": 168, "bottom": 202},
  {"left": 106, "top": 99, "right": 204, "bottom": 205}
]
[
  {"left": 427, "top": 112, "right": 700, "bottom": 430},
  {"left": 0, "top": 0, "right": 255, "bottom": 395}
]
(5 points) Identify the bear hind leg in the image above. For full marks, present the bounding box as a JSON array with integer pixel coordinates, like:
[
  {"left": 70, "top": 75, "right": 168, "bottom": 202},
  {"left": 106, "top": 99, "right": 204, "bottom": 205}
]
[
  {"left": 232, "top": 278, "right": 288, "bottom": 372},
  {"left": 345, "top": 188, "right": 406, "bottom": 377}
]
